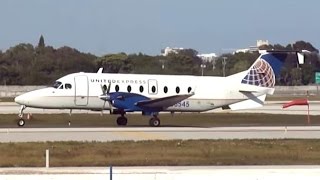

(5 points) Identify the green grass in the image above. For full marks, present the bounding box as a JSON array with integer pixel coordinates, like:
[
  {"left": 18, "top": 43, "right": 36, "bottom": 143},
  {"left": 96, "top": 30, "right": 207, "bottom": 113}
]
[
  {"left": 0, "top": 113, "right": 318, "bottom": 128},
  {"left": 1, "top": 140, "right": 320, "bottom": 167},
  {"left": 0, "top": 97, "right": 14, "bottom": 102},
  {"left": 266, "top": 95, "right": 320, "bottom": 101},
  {"left": 1, "top": 95, "right": 318, "bottom": 167}
]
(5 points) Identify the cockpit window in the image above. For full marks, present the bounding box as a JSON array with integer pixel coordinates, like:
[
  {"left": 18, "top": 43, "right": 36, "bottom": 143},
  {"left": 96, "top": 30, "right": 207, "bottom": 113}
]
[
  {"left": 53, "top": 81, "right": 62, "bottom": 89},
  {"left": 65, "top": 83, "right": 72, "bottom": 89}
]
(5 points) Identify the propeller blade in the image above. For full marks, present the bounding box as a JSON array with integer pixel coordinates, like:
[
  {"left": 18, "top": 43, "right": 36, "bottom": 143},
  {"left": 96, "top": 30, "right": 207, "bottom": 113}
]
[
  {"left": 100, "top": 82, "right": 113, "bottom": 115},
  {"left": 100, "top": 100, "right": 107, "bottom": 116},
  {"left": 101, "top": 84, "right": 107, "bottom": 94},
  {"left": 109, "top": 101, "right": 114, "bottom": 114},
  {"left": 107, "top": 82, "right": 111, "bottom": 94}
]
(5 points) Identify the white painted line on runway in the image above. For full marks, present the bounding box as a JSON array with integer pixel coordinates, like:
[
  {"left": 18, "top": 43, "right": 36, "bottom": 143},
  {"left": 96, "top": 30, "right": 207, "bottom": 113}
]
[{"left": 2, "top": 166, "right": 320, "bottom": 179}]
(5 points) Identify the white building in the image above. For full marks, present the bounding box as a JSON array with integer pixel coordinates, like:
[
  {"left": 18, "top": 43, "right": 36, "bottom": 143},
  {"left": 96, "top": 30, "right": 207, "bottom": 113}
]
[
  {"left": 234, "top": 40, "right": 269, "bottom": 54},
  {"left": 257, "top": 40, "right": 269, "bottom": 47},
  {"left": 161, "top": 47, "right": 185, "bottom": 56},
  {"left": 197, "top": 53, "right": 217, "bottom": 63}
]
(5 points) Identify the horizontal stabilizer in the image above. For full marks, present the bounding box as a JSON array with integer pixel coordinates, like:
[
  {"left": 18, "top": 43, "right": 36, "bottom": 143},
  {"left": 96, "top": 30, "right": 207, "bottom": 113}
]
[
  {"left": 228, "top": 94, "right": 266, "bottom": 111},
  {"left": 297, "top": 52, "right": 304, "bottom": 64},
  {"left": 238, "top": 84, "right": 275, "bottom": 95}
]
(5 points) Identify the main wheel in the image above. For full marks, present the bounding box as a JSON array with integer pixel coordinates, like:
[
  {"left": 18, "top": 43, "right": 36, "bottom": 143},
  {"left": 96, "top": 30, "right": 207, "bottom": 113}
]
[
  {"left": 116, "top": 116, "right": 128, "bottom": 126},
  {"left": 149, "top": 117, "right": 160, "bottom": 127},
  {"left": 17, "top": 119, "right": 25, "bottom": 127}
]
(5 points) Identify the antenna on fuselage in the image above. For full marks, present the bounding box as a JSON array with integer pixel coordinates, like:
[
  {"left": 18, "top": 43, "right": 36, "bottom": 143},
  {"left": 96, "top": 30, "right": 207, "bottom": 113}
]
[{"left": 97, "top": 67, "right": 103, "bottom": 74}]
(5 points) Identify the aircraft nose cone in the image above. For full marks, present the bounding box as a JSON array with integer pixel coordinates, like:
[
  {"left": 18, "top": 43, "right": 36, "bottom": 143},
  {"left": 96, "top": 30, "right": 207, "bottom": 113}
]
[{"left": 14, "top": 94, "right": 26, "bottom": 105}]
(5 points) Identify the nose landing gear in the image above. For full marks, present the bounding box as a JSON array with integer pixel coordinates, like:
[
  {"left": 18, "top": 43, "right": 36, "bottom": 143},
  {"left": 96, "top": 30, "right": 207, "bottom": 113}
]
[{"left": 17, "top": 105, "right": 26, "bottom": 127}]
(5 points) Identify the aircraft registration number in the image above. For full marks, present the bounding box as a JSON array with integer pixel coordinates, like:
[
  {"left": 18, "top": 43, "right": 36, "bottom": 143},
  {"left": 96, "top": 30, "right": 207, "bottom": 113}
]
[{"left": 173, "top": 101, "right": 190, "bottom": 108}]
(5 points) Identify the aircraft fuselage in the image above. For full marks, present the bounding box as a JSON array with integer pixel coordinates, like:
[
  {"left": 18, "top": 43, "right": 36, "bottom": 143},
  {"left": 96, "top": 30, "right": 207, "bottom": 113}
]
[{"left": 15, "top": 72, "right": 255, "bottom": 112}]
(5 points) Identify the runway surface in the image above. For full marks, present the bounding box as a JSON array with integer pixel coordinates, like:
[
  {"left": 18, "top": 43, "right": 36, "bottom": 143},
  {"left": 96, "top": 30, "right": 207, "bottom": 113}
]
[
  {"left": 1, "top": 102, "right": 320, "bottom": 142},
  {"left": 1, "top": 101, "right": 320, "bottom": 115},
  {"left": 1, "top": 126, "right": 320, "bottom": 142},
  {"left": 1, "top": 166, "right": 320, "bottom": 179}
]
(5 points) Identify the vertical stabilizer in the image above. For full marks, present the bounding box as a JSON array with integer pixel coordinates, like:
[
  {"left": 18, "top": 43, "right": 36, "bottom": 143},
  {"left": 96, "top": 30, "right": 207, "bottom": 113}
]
[
  {"left": 241, "top": 50, "right": 306, "bottom": 89},
  {"left": 241, "top": 52, "right": 288, "bottom": 88}
]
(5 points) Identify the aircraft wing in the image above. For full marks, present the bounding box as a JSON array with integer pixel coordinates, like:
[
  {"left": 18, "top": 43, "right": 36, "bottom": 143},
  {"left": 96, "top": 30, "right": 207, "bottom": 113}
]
[{"left": 136, "top": 93, "right": 194, "bottom": 109}]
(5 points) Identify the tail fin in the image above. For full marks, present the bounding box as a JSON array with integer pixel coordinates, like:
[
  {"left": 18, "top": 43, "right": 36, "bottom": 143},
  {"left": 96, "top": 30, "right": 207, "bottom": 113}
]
[{"left": 241, "top": 50, "right": 305, "bottom": 88}]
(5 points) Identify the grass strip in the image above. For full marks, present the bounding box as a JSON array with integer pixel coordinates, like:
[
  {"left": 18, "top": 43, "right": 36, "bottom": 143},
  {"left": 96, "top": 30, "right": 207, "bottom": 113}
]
[
  {"left": 0, "top": 139, "right": 320, "bottom": 167},
  {"left": 0, "top": 97, "right": 14, "bottom": 102}
]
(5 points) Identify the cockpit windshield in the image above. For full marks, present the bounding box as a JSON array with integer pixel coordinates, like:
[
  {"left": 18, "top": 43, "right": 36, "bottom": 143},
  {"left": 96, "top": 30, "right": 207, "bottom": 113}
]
[{"left": 52, "top": 81, "right": 62, "bottom": 89}]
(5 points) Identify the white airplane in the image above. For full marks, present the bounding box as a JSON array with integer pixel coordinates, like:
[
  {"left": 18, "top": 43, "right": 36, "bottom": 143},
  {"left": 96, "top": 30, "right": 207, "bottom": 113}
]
[{"left": 14, "top": 50, "right": 305, "bottom": 127}]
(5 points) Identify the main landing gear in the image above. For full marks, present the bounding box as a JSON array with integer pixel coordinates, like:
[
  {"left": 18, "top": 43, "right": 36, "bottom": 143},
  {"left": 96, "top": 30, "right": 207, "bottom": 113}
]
[
  {"left": 17, "top": 105, "right": 26, "bottom": 127},
  {"left": 149, "top": 115, "right": 160, "bottom": 127},
  {"left": 116, "top": 115, "right": 128, "bottom": 126},
  {"left": 114, "top": 113, "right": 161, "bottom": 127}
]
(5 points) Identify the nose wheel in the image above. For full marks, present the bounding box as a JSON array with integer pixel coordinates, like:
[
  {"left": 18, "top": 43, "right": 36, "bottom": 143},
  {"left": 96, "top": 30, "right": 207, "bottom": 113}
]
[
  {"left": 17, "top": 105, "right": 26, "bottom": 127},
  {"left": 17, "top": 119, "right": 25, "bottom": 127}
]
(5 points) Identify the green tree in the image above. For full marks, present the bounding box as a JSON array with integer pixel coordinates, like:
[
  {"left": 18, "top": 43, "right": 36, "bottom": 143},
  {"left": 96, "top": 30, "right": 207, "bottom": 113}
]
[
  {"left": 293, "top": 41, "right": 319, "bottom": 53},
  {"left": 38, "top": 35, "right": 45, "bottom": 48},
  {"left": 128, "top": 53, "right": 163, "bottom": 74},
  {"left": 166, "top": 53, "right": 199, "bottom": 75},
  {"left": 290, "top": 68, "right": 302, "bottom": 85},
  {"left": 97, "top": 53, "right": 128, "bottom": 73}
]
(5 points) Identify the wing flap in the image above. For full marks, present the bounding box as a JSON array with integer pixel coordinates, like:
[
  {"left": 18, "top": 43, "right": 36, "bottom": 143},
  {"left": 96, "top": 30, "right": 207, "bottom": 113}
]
[{"left": 136, "top": 93, "right": 194, "bottom": 109}]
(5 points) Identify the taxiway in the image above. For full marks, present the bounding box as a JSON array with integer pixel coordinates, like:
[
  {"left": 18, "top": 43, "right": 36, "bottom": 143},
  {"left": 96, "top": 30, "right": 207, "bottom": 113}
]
[
  {"left": 1, "top": 101, "right": 320, "bottom": 115},
  {"left": 0, "top": 126, "right": 319, "bottom": 142}
]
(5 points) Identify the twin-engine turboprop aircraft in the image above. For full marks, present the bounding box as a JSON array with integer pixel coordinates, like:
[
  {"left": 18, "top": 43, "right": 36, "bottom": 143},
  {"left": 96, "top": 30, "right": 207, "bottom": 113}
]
[{"left": 14, "top": 50, "right": 305, "bottom": 127}]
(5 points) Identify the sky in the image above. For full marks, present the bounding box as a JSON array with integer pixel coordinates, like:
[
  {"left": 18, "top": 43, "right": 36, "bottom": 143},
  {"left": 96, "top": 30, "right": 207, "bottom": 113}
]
[{"left": 0, "top": 0, "right": 319, "bottom": 56}]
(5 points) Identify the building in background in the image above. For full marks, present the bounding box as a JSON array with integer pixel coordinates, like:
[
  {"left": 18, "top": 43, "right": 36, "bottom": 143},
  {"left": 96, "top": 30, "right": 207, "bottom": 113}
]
[
  {"left": 197, "top": 53, "right": 217, "bottom": 63},
  {"left": 256, "top": 40, "right": 269, "bottom": 47},
  {"left": 161, "top": 47, "right": 185, "bottom": 56},
  {"left": 234, "top": 40, "right": 269, "bottom": 54},
  {"left": 161, "top": 47, "right": 218, "bottom": 69}
]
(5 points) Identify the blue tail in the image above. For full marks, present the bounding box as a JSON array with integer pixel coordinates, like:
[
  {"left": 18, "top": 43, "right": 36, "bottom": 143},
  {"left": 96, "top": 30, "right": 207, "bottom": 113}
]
[{"left": 241, "top": 52, "right": 288, "bottom": 88}]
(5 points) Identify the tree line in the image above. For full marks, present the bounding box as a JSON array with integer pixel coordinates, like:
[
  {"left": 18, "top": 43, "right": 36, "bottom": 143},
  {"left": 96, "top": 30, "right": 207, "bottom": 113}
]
[{"left": 0, "top": 36, "right": 319, "bottom": 85}]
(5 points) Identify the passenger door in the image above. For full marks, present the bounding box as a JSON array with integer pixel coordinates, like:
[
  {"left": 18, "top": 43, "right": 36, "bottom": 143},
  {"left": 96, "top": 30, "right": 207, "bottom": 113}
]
[{"left": 74, "top": 75, "right": 88, "bottom": 106}]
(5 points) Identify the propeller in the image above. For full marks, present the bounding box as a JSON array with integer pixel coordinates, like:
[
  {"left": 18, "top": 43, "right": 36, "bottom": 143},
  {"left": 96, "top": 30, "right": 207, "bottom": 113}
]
[{"left": 99, "top": 82, "right": 114, "bottom": 115}]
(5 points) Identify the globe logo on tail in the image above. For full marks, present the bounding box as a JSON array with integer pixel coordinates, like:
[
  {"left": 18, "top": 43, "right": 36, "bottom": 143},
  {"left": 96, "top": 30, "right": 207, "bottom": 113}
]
[{"left": 241, "top": 58, "right": 275, "bottom": 88}]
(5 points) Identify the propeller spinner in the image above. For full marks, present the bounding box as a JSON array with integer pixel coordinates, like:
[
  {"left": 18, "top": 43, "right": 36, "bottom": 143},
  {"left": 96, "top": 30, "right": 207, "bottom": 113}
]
[{"left": 99, "top": 82, "right": 114, "bottom": 115}]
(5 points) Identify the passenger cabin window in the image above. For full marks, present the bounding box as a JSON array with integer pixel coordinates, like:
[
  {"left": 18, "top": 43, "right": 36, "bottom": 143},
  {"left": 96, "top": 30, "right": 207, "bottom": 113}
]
[
  {"left": 127, "top": 85, "right": 132, "bottom": 92},
  {"left": 139, "top": 86, "right": 144, "bottom": 93},
  {"left": 176, "top": 86, "right": 180, "bottom": 94},
  {"left": 52, "top": 81, "right": 62, "bottom": 89},
  {"left": 151, "top": 86, "right": 156, "bottom": 93},
  {"left": 65, "top": 84, "right": 72, "bottom": 89},
  {"left": 115, "top": 85, "right": 119, "bottom": 92},
  {"left": 188, "top": 87, "right": 192, "bottom": 93},
  {"left": 164, "top": 86, "right": 168, "bottom": 93}
]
